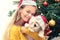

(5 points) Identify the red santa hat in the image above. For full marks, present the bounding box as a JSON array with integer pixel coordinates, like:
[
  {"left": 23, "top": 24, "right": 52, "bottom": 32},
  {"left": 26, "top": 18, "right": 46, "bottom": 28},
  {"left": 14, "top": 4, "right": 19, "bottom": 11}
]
[
  {"left": 28, "top": 15, "right": 46, "bottom": 30},
  {"left": 34, "top": 15, "right": 46, "bottom": 31},
  {"left": 18, "top": 0, "right": 37, "bottom": 7},
  {"left": 35, "top": 15, "right": 47, "bottom": 37},
  {"left": 28, "top": 15, "right": 47, "bottom": 37}
]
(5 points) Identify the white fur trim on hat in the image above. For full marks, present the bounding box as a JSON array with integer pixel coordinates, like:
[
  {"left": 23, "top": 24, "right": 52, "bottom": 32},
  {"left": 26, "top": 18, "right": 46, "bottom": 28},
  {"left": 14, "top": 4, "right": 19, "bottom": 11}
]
[
  {"left": 20, "top": 0, "right": 37, "bottom": 6},
  {"left": 35, "top": 15, "right": 45, "bottom": 37},
  {"left": 36, "top": 15, "right": 45, "bottom": 31}
]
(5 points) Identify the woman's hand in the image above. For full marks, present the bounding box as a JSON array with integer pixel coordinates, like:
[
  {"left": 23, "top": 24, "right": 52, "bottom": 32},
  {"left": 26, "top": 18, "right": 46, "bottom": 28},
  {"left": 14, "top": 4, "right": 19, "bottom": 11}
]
[
  {"left": 21, "top": 26, "right": 30, "bottom": 34},
  {"left": 21, "top": 27, "right": 26, "bottom": 33}
]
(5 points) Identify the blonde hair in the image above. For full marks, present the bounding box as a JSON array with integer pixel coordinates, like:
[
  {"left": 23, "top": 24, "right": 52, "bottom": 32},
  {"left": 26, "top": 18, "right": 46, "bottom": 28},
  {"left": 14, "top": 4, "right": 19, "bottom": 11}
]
[
  {"left": 3, "top": 5, "right": 37, "bottom": 40},
  {"left": 3, "top": 7, "right": 19, "bottom": 40}
]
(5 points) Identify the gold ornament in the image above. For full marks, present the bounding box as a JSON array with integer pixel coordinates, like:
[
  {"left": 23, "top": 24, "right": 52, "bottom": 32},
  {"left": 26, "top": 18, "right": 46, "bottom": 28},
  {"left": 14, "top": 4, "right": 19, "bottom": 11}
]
[
  {"left": 55, "top": 0, "right": 60, "bottom": 2},
  {"left": 48, "top": 19, "right": 56, "bottom": 26}
]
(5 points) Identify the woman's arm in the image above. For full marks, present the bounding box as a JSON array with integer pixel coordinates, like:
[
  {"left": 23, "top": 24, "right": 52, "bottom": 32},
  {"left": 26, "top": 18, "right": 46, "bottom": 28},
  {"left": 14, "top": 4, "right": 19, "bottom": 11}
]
[
  {"left": 21, "top": 27, "right": 30, "bottom": 33},
  {"left": 9, "top": 26, "right": 21, "bottom": 40}
]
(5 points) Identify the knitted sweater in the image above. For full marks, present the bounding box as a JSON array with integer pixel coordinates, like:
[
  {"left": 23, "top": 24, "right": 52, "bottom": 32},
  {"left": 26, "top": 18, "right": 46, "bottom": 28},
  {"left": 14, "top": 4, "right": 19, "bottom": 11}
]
[{"left": 9, "top": 25, "right": 45, "bottom": 40}]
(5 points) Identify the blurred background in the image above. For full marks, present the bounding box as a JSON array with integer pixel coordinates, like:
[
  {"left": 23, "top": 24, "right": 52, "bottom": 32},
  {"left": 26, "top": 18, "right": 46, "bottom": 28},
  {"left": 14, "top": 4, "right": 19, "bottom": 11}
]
[
  {"left": 8, "top": 0, "right": 60, "bottom": 40},
  {"left": 0, "top": 0, "right": 60, "bottom": 40}
]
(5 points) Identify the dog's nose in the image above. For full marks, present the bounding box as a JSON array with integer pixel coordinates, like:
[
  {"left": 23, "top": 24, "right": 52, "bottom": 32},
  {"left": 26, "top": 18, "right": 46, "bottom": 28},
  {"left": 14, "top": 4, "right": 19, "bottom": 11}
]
[{"left": 34, "top": 24, "right": 36, "bottom": 27}]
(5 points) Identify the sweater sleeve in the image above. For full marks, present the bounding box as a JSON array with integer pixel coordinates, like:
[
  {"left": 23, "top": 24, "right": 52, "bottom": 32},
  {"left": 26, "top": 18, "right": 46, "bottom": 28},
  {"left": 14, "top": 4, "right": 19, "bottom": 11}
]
[
  {"left": 24, "top": 28, "right": 45, "bottom": 40},
  {"left": 9, "top": 25, "right": 21, "bottom": 40}
]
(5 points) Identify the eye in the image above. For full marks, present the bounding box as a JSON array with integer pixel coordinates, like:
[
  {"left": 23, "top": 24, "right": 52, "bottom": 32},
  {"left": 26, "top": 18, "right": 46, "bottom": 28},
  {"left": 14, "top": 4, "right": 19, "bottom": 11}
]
[
  {"left": 32, "top": 13, "right": 35, "bottom": 16},
  {"left": 34, "top": 24, "right": 37, "bottom": 27},
  {"left": 27, "top": 10, "right": 30, "bottom": 13}
]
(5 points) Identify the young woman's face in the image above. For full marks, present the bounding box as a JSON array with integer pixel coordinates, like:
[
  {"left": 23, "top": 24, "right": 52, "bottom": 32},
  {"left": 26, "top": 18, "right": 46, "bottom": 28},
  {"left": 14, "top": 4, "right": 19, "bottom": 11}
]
[{"left": 19, "top": 5, "right": 37, "bottom": 22}]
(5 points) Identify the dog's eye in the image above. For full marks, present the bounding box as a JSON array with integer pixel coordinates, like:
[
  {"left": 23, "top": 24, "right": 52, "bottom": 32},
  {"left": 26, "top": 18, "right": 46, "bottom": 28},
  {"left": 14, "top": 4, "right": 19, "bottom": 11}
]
[{"left": 34, "top": 24, "right": 37, "bottom": 27}]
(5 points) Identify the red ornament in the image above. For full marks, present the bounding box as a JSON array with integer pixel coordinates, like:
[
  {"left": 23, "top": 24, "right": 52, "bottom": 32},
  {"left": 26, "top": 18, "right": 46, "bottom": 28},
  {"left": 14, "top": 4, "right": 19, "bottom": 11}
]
[{"left": 43, "top": 1, "right": 48, "bottom": 7}]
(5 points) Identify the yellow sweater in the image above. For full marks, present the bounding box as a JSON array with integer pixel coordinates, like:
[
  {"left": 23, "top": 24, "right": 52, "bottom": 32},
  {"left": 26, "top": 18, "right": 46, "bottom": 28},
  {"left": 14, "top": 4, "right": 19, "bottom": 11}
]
[
  {"left": 9, "top": 25, "right": 27, "bottom": 40},
  {"left": 9, "top": 25, "right": 45, "bottom": 40}
]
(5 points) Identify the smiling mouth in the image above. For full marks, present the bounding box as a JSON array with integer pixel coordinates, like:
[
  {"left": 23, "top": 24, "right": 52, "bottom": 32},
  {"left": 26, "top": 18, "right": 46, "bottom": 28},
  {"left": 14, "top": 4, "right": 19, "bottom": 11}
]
[
  {"left": 25, "top": 16, "right": 30, "bottom": 20},
  {"left": 24, "top": 17, "right": 30, "bottom": 22}
]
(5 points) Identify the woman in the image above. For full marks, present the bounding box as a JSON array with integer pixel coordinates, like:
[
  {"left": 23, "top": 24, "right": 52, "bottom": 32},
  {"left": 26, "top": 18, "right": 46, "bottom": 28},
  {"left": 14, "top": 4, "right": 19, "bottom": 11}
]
[
  {"left": 8, "top": 0, "right": 38, "bottom": 40},
  {"left": 4, "top": 0, "right": 49, "bottom": 40}
]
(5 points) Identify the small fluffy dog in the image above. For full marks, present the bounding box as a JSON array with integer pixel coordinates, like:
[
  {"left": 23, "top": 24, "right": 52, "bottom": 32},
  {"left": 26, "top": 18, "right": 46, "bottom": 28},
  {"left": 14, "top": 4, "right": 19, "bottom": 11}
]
[{"left": 24, "top": 15, "right": 48, "bottom": 40}]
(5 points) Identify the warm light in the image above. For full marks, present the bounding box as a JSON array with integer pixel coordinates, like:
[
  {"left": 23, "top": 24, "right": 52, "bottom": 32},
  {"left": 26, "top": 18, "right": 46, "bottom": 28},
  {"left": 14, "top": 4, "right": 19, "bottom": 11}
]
[
  {"left": 0, "top": 0, "right": 17, "bottom": 40},
  {"left": 55, "top": 0, "right": 60, "bottom": 2}
]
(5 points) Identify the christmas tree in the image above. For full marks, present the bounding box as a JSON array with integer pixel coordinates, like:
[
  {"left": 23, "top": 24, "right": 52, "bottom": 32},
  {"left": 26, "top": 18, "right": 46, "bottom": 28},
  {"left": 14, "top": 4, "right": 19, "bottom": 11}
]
[
  {"left": 36, "top": 0, "right": 60, "bottom": 40},
  {"left": 8, "top": 0, "right": 60, "bottom": 40}
]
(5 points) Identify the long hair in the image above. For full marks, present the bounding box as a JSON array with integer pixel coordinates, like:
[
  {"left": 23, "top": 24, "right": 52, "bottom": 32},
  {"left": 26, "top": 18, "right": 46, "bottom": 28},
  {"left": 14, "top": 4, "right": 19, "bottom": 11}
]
[
  {"left": 3, "top": 7, "right": 19, "bottom": 40},
  {"left": 3, "top": 5, "right": 27, "bottom": 40},
  {"left": 3, "top": 5, "right": 38, "bottom": 40}
]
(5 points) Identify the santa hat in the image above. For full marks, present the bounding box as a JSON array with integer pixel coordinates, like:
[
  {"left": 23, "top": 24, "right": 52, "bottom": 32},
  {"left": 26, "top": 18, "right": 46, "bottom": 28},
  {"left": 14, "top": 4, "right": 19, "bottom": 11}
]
[
  {"left": 35, "top": 15, "right": 47, "bottom": 37},
  {"left": 18, "top": 0, "right": 37, "bottom": 7},
  {"left": 36, "top": 15, "right": 46, "bottom": 30},
  {"left": 28, "top": 15, "right": 46, "bottom": 37},
  {"left": 28, "top": 15, "right": 46, "bottom": 30}
]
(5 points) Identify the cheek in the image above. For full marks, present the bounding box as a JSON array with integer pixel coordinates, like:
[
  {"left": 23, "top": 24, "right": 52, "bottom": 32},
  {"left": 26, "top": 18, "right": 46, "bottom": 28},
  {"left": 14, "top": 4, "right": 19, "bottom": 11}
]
[
  {"left": 20, "top": 11, "right": 27, "bottom": 18},
  {"left": 21, "top": 10, "right": 28, "bottom": 16},
  {"left": 20, "top": 12, "right": 29, "bottom": 22}
]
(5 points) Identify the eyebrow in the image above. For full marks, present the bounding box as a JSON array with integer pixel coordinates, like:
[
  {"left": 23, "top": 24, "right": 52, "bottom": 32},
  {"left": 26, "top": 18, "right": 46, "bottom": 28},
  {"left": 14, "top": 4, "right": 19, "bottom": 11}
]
[{"left": 27, "top": 10, "right": 35, "bottom": 14}]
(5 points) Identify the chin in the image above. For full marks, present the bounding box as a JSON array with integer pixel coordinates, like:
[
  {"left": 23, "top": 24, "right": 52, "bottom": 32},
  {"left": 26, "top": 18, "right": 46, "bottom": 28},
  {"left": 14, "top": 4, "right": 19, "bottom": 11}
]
[
  {"left": 24, "top": 20, "right": 29, "bottom": 23},
  {"left": 23, "top": 18, "right": 29, "bottom": 23}
]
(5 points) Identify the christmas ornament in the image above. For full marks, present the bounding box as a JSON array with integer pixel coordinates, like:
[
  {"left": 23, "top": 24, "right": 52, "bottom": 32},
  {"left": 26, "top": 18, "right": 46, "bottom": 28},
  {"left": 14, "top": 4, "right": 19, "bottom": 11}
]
[
  {"left": 55, "top": 0, "right": 60, "bottom": 2},
  {"left": 48, "top": 19, "right": 56, "bottom": 26},
  {"left": 43, "top": 1, "right": 48, "bottom": 7}
]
